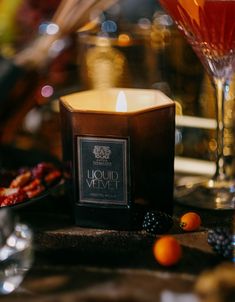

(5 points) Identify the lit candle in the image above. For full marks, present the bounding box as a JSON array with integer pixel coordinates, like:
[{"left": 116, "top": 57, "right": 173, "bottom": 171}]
[
  {"left": 60, "top": 88, "right": 175, "bottom": 230},
  {"left": 116, "top": 91, "right": 127, "bottom": 112}
]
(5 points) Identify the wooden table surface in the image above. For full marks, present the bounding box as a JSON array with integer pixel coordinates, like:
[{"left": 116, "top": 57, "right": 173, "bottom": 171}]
[{"left": 1, "top": 194, "right": 233, "bottom": 302}]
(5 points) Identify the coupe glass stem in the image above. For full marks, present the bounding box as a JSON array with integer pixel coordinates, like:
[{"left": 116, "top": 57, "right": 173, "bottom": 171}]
[{"left": 212, "top": 77, "right": 229, "bottom": 181}]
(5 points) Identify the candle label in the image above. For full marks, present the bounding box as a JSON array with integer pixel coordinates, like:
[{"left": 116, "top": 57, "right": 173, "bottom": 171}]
[{"left": 77, "top": 136, "right": 128, "bottom": 205}]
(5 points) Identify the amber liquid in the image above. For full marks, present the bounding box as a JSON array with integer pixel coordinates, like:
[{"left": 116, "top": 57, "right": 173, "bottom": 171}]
[{"left": 159, "top": 0, "right": 235, "bottom": 79}]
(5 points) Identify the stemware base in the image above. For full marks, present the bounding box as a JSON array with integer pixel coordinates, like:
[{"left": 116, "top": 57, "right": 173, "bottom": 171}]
[{"left": 175, "top": 176, "right": 235, "bottom": 210}]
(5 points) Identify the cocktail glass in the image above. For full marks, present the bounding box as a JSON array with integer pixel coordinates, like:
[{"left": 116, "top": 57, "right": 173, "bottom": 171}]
[{"left": 159, "top": 0, "right": 235, "bottom": 209}]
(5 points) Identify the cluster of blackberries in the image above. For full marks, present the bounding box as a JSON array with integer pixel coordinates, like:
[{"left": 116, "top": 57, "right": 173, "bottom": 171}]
[
  {"left": 207, "top": 227, "right": 233, "bottom": 259},
  {"left": 142, "top": 211, "right": 173, "bottom": 234}
]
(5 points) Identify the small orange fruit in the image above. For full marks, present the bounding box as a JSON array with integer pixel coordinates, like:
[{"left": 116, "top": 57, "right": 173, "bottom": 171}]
[
  {"left": 180, "top": 212, "right": 201, "bottom": 231},
  {"left": 153, "top": 236, "right": 182, "bottom": 266}
]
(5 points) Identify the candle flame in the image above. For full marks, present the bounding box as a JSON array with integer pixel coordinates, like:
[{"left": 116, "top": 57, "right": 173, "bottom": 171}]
[{"left": 116, "top": 91, "right": 127, "bottom": 112}]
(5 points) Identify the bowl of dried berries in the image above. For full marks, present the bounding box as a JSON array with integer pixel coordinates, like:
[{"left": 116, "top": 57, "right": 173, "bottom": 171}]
[
  {"left": 0, "top": 146, "right": 64, "bottom": 209},
  {"left": 0, "top": 161, "right": 63, "bottom": 209}
]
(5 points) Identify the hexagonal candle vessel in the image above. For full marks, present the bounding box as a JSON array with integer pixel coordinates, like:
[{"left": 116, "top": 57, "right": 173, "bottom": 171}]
[{"left": 60, "top": 88, "right": 175, "bottom": 230}]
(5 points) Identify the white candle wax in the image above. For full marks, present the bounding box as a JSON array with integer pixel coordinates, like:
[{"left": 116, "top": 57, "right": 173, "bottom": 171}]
[{"left": 61, "top": 88, "right": 173, "bottom": 114}]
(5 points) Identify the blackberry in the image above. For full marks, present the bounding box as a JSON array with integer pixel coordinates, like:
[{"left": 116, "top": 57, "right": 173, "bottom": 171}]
[
  {"left": 207, "top": 227, "right": 233, "bottom": 259},
  {"left": 143, "top": 211, "right": 173, "bottom": 234}
]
